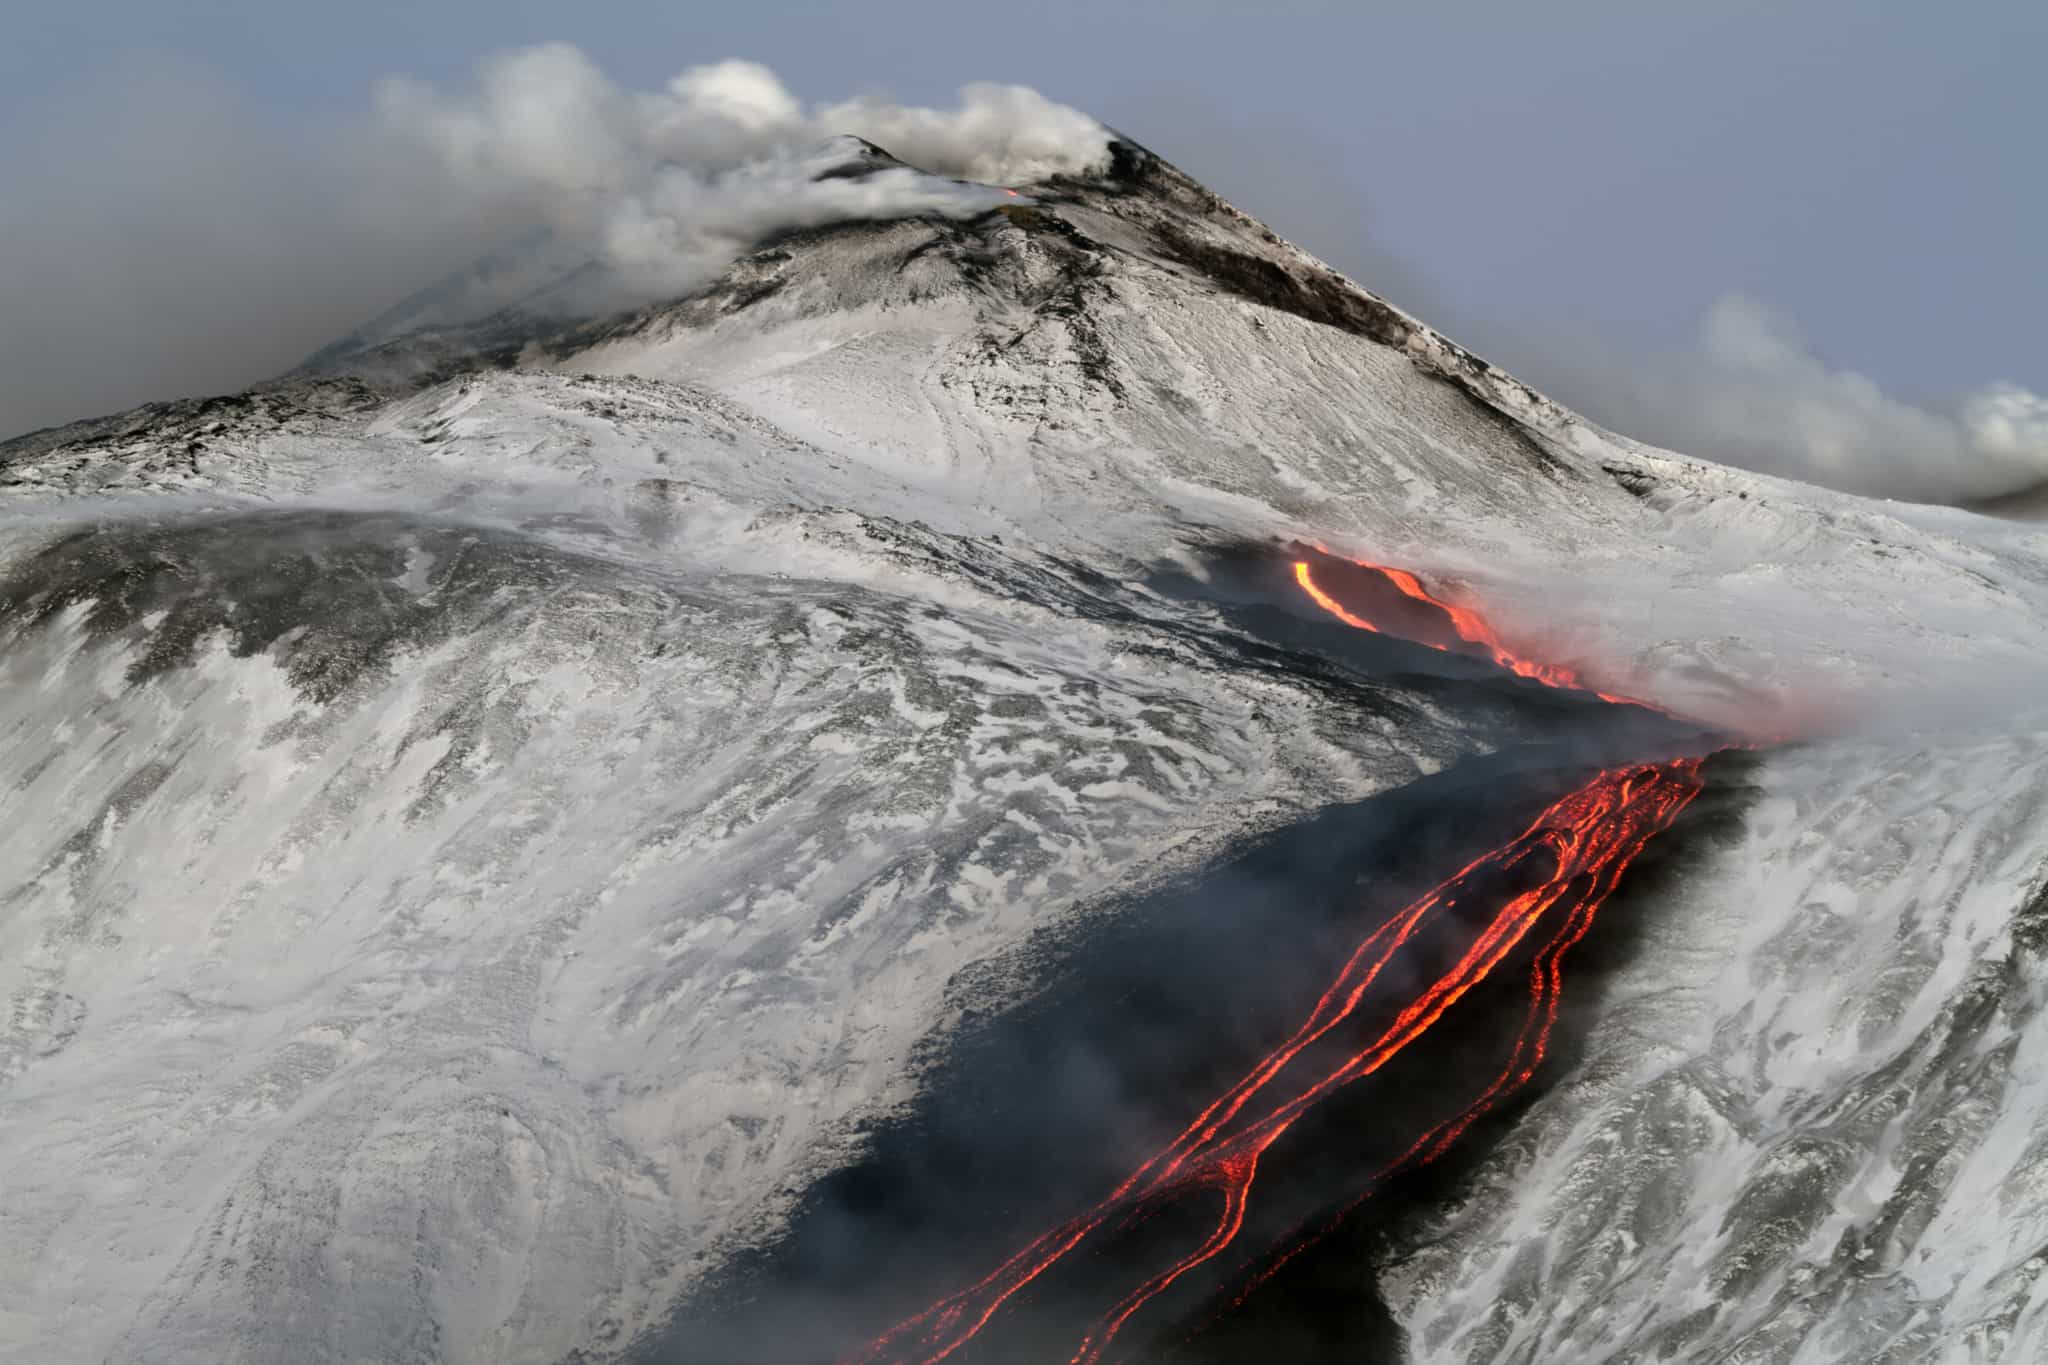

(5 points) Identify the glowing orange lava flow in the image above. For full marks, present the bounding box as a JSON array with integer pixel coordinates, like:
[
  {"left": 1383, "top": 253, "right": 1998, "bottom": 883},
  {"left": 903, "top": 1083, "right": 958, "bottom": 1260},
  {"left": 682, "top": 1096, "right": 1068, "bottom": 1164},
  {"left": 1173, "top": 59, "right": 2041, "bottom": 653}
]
[
  {"left": 853, "top": 758, "right": 1706, "bottom": 1365},
  {"left": 1294, "top": 559, "right": 1641, "bottom": 705}
]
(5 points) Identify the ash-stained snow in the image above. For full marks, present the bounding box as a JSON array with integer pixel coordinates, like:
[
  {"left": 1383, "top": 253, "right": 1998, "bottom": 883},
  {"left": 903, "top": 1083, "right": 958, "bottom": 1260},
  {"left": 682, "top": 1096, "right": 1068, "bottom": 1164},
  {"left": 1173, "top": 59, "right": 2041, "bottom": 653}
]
[{"left": 5, "top": 134, "right": 2048, "bottom": 1363}]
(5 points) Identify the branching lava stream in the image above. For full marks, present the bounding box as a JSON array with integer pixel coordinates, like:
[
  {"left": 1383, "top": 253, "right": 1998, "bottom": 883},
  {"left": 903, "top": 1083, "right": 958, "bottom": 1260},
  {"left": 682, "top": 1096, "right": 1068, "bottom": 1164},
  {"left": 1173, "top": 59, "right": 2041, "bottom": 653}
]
[{"left": 854, "top": 555, "right": 1717, "bottom": 1365}]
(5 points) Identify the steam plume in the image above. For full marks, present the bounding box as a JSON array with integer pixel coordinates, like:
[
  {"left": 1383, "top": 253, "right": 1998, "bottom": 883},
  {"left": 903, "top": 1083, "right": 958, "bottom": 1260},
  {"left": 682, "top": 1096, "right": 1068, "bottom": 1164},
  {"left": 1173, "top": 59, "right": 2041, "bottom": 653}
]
[{"left": 373, "top": 46, "right": 1112, "bottom": 306}]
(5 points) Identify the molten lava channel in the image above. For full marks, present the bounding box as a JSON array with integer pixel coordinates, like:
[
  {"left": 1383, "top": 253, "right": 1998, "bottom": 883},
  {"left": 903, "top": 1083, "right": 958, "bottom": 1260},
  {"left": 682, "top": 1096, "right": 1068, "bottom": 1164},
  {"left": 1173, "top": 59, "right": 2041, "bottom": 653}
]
[
  {"left": 854, "top": 557, "right": 1709, "bottom": 1364},
  {"left": 1293, "top": 557, "right": 1644, "bottom": 706}
]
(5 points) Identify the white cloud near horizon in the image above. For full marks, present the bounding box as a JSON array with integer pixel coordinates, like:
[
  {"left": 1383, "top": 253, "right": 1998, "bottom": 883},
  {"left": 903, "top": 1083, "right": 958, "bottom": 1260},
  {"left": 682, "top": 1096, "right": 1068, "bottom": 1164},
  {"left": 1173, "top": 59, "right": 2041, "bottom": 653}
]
[{"left": 1513, "top": 294, "right": 2048, "bottom": 504}]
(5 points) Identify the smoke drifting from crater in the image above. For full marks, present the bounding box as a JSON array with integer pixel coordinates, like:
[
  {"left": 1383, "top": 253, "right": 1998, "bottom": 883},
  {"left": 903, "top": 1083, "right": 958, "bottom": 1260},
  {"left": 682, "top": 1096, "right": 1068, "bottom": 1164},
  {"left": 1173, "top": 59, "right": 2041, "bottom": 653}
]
[
  {"left": 373, "top": 45, "right": 1110, "bottom": 308},
  {"left": 0, "top": 45, "right": 1109, "bottom": 440}
]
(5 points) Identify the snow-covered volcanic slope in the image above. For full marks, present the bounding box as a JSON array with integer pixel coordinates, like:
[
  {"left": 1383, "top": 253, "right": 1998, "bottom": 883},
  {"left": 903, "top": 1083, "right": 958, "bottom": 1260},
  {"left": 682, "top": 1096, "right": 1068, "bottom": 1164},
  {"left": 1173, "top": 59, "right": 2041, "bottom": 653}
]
[{"left": 6, "top": 134, "right": 2048, "bottom": 1363}]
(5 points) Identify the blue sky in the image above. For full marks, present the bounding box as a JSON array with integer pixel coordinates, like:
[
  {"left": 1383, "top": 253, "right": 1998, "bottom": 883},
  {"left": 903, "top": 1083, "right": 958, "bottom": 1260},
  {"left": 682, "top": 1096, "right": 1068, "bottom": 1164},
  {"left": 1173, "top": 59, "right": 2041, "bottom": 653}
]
[{"left": 5, "top": 1, "right": 2042, "bottom": 494}]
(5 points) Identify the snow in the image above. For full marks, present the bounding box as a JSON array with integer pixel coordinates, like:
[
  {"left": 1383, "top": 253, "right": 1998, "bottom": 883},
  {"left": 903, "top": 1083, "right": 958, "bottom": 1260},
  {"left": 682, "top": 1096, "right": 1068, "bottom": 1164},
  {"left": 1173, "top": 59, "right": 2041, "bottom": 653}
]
[{"left": 1385, "top": 730, "right": 2048, "bottom": 1361}]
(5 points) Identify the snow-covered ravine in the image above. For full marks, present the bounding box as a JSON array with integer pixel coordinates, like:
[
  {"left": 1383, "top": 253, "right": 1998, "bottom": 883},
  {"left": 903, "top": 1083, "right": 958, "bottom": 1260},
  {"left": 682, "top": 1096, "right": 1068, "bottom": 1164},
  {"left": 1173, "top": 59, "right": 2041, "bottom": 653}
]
[
  {"left": 4, "top": 134, "right": 2048, "bottom": 1362},
  {"left": 1388, "top": 727, "right": 2048, "bottom": 1363}
]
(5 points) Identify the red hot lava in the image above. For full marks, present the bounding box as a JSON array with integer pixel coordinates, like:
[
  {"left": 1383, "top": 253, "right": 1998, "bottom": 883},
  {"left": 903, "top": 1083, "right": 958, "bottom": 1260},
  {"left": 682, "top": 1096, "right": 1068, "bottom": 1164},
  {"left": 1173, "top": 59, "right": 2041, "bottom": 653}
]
[
  {"left": 857, "top": 761, "right": 1706, "bottom": 1364},
  {"left": 1294, "top": 557, "right": 1643, "bottom": 705},
  {"left": 853, "top": 556, "right": 1709, "bottom": 1365}
]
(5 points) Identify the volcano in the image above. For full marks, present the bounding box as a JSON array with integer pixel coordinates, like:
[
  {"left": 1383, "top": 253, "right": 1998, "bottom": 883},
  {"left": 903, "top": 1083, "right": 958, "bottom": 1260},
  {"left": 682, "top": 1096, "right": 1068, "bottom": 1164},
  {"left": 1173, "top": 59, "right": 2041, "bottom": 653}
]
[{"left": 6, "top": 129, "right": 2048, "bottom": 1365}]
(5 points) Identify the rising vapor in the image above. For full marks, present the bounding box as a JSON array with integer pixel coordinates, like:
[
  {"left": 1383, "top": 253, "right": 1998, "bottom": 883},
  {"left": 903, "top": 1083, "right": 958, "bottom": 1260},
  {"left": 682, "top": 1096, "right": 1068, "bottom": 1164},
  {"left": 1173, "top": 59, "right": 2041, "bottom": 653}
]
[{"left": 373, "top": 46, "right": 1111, "bottom": 309}]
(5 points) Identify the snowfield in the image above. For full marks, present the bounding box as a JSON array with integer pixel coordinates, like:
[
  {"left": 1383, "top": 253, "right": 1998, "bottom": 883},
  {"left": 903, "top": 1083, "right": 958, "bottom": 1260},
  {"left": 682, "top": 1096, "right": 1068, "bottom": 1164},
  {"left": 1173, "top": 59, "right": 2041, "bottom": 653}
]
[
  {"left": 1390, "top": 730, "right": 2048, "bottom": 1362},
  {"left": 4, "top": 136, "right": 2048, "bottom": 1362}
]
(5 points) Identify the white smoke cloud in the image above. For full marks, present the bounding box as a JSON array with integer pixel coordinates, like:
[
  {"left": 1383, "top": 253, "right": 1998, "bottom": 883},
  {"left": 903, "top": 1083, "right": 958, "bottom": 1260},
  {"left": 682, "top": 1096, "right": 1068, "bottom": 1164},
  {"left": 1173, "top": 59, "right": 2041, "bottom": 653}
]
[
  {"left": 0, "top": 45, "right": 1110, "bottom": 440},
  {"left": 1539, "top": 294, "right": 2048, "bottom": 505},
  {"left": 372, "top": 45, "right": 1111, "bottom": 305},
  {"left": 815, "top": 82, "right": 1114, "bottom": 185}
]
